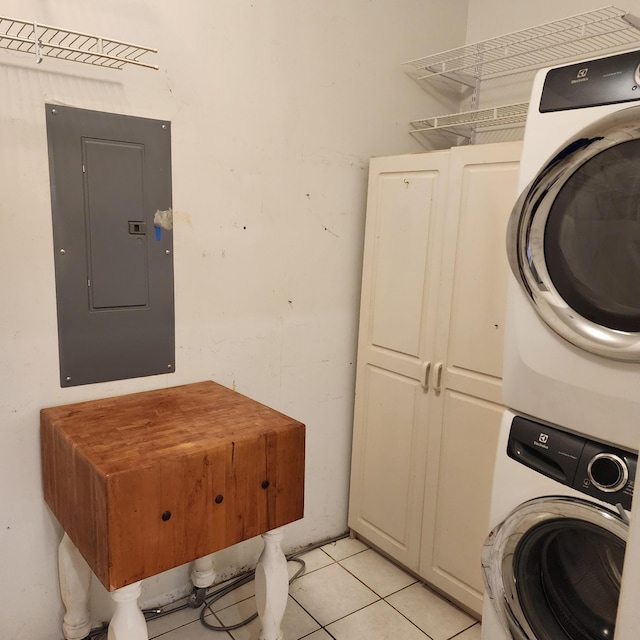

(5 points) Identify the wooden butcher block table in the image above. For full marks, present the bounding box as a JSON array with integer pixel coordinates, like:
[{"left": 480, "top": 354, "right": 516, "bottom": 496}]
[{"left": 41, "top": 380, "right": 305, "bottom": 640}]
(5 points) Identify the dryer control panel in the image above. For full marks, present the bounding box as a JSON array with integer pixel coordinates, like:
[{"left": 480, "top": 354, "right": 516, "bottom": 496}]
[
  {"left": 540, "top": 49, "right": 640, "bottom": 112},
  {"left": 508, "top": 415, "right": 637, "bottom": 510}
]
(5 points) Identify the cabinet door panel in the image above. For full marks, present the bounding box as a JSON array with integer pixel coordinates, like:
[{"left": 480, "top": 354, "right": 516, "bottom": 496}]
[
  {"left": 433, "top": 143, "right": 520, "bottom": 409},
  {"left": 358, "top": 366, "right": 425, "bottom": 550},
  {"left": 371, "top": 170, "right": 441, "bottom": 357},
  {"left": 349, "top": 152, "right": 449, "bottom": 570},
  {"left": 358, "top": 152, "right": 450, "bottom": 370},
  {"left": 424, "top": 391, "right": 502, "bottom": 602},
  {"left": 350, "top": 363, "right": 429, "bottom": 569},
  {"left": 446, "top": 159, "right": 520, "bottom": 385}
]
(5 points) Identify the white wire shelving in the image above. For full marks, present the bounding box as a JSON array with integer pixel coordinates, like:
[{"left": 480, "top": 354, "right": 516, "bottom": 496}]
[
  {"left": 409, "top": 103, "right": 529, "bottom": 147},
  {"left": 0, "top": 15, "right": 158, "bottom": 70},
  {"left": 404, "top": 6, "right": 640, "bottom": 146},
  {"left": 404, "top": 6, "right": 640, "bottom": 84}
]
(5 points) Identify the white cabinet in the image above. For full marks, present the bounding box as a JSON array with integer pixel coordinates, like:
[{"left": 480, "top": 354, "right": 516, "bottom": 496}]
[{"left": 348, "top": 141, "right": 521, "bottom": 616}]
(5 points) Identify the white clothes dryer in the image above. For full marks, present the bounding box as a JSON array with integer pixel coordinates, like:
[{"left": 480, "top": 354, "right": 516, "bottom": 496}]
[
  {"left": 504, "top": 49, "right": 640, "bottom": 450},
  {"left": 481, "top": 410, "right": 636, "bottom": 640}
]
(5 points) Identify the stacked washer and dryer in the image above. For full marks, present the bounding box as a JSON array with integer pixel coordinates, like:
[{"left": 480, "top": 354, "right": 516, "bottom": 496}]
[{"left": 482, "top": 50, "right": 640, "bottom": 639}]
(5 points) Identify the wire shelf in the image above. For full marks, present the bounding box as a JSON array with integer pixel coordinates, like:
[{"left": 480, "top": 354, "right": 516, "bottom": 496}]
[
  {"left": 410, "top": 102, "right": 529, "bottom": 142},
  {"left": 0, "top": 16, "right": 158, "bottom": 70},
  {"left": 403, "top": 6, "right": 640, "bottom": 83},
  {"left": 404, "top": 6, "right": 640, "bottom": 147},
  {"left": 411, "top": 102, "right": 529, "bottom": 133}
]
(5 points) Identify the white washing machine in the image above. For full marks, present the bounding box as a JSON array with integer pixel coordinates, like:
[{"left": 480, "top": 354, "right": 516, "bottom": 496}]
[
  {"left": 504, "top": 48, "right": 640, "bottom": 451},
  {"left": 482, "top": 409, "right": 636, "bottom": 639},
  {"left": 483, "top": 48, "right": 640, "bottom": 639}
]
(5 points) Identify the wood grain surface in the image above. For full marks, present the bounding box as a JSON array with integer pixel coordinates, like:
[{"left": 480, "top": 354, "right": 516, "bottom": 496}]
[{"left": 41, "top": 381, "right": 305, "bottom": 590}]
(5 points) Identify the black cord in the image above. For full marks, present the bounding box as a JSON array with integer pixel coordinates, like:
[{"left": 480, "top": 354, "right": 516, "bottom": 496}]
[
  {"left": 198, "top": 557, "right": 306, "bottom": 632},
  {"left": 85, "top": 532, "right": 350, "bottom": 637},
  {"left": 198, "top": 531, "right": 349, "bottom": 632}
]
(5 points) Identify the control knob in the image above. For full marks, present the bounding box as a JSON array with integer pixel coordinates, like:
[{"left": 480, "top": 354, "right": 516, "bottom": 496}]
[{"left": 587, "top": 453, "right": 629, "bottom": 493}]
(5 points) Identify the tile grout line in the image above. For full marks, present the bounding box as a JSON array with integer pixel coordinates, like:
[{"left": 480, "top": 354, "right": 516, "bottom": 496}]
[
  {"left": 290, "top": 550, "right": 384, "bottom": 635},
  {"left": 333, "top": 552, "right": 435, "bottom": 638},
  {"left": 381, "top": 592, "right": 481, "bottom": 640},
  {"left": 446, "top": 621, "right": 482, "bottom": 640},
  {"left": 287, "top": 591, "right": 327, "bottom": 633},
  {"left": 148, "top": 608, "right": 234, "bottom": 640},
  {"left": 292, "top": 544, "right": 442, "bottom": 640},
  {"left": 334, "top": 547, "right": 481, "bottom": 640},
  {"left": 286, "top": 543, "right": 376, "bottom": 636},
  {"left": 147, "top": 541, "right": 481, "bottom": 640},
  {"left": 335, "top": 552, "right": 419, "bottom": 598},
  {"left": 320, "top": 546, "right": 370, "bottom": 564},
  {"left": 381, "top": 596, "right": 435, "bottom": 640}
]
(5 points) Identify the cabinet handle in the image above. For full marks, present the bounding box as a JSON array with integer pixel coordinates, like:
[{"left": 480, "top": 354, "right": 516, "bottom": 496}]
[
  {"left": 433, "top": 362, "right": 443, "bottom": 393},
  {"left": 422, "top": 361, "right": 432, "bottom": 392}
]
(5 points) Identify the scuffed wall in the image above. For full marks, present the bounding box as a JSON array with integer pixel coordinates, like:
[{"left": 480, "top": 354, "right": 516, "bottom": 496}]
[{"left": 0, "top": 1, "right": 468, "bottom": 636}]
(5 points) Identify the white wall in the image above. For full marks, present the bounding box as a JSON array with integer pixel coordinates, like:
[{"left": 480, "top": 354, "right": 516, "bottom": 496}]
[{"left": 0, "top": 1, "right": 469, "bottom": 637}]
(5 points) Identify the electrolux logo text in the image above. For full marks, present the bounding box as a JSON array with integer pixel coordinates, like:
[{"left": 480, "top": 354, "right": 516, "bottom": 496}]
[
  {"left": 572, "top": 68, "right": 589, "bottom": 84},
  {"left": 533, "top": 432, "right": 549, "bottom": 450}
]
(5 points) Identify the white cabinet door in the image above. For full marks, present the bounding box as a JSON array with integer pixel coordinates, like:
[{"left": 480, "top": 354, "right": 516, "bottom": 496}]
[
  {"left": 348, "top": 142, "right": 521, "bottom": 613},
  {"left": 419, "top": 141, "right": 522, "bottom": 615},
  {"left": 348, "top": 151, "right": 450, "bottom": 570}
]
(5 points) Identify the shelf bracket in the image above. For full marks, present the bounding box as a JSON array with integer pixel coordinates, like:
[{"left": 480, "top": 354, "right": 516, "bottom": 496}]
[
  {"left": 622, "top": 13, "right": 640, "bottom": 31},
  {"left": 33, "top": 21, "right": 42, "bottom": 64},
  {"left": 420, "top": 66, "right": 477, "bottom": 88}
]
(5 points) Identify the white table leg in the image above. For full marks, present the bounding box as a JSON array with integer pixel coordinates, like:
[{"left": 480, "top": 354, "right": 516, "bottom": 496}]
[
  {"left": 191, "top": 555, "right": 216, "bottom": 588},
  {"left": 189, "top": 555, "right": 215, "bottom": 606},
  {"left": 107, "top": 581, "right": 148, "bottom": 640},
  {"left": 58, "top": 533, "right": 92, "bottom": 640},
  {"left": 255, "top": 527, "right": 288, "bottom": 640}
]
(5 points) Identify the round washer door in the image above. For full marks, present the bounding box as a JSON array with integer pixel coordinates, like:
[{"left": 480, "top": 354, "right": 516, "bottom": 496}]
[
  {"left": 507, "top": 105, "right": 640, "bottom": 360},
  {"left": 482, "top": 496, "right": 628, "bottom": 640}
]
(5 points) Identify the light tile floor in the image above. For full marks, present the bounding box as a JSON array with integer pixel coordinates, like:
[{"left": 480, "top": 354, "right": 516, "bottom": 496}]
[{"left": 145, "top": 537, "right": 481, "bottom": 640}]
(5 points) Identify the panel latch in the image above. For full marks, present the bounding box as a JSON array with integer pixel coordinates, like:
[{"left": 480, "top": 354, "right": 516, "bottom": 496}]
[{"left": 128, "top": 221, "right": 147, "bottom": 235}]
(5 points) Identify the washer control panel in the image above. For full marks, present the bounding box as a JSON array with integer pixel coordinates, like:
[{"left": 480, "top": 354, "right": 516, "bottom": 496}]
[{"left": 508, "top": 415, "right": 637, "bottom": 510}]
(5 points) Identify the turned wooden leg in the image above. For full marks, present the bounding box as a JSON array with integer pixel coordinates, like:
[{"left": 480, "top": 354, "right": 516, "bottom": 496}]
[
  {"left": 189, "top": 555, "right": 215, "bottom": 606},
  {"left": 58, "top": 533, "right": 92, "bottom": 640},
  {"left": 107, "top": 582, "right": 147, "bottom": 640},
  {"left": 191, "top": 555, "right": 216, "bottom": 588},
  {"left": 255, "top": 528, "right": 288, "bottom": 640}
]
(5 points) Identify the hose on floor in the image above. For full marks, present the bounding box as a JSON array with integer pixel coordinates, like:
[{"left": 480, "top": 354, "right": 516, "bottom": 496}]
[
  {"left": 198, "top": 554, "right": 306, "bottom": 632},
  {"left": 85, "top": 531, "right": 350, "bottom": 638}
]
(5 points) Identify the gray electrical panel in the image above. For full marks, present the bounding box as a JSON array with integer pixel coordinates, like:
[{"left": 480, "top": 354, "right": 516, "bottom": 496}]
[{"left": 46, "top": 104, "right": 174, "bottom": 387}]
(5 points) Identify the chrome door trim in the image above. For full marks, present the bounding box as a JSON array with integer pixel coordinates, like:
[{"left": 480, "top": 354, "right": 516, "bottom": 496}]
[
  {"left": 481, "top": 496, "right": 628, "bottom": 640},
  {"left": 507, "top": 105, "right": 640, "bottom": 361}
]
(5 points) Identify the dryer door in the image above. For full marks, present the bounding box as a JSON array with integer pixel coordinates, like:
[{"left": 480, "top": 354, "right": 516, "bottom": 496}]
[
  {"left": 508, "top": 105, "right": 640, "bottom": 360},
  {"left": 482, "top": 496, "right": 628, "bottom": 640}
]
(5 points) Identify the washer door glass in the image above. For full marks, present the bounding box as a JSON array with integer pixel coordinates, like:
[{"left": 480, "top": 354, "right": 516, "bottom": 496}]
[
  {"left": 516, "top": 519, "right": 624, "bottom": 639},
  {"left": 482, "top": 497, "right": 628, "bottom": 640},
  {"left": 507, "top": 105, "right": 640, "bottom": 360}
]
